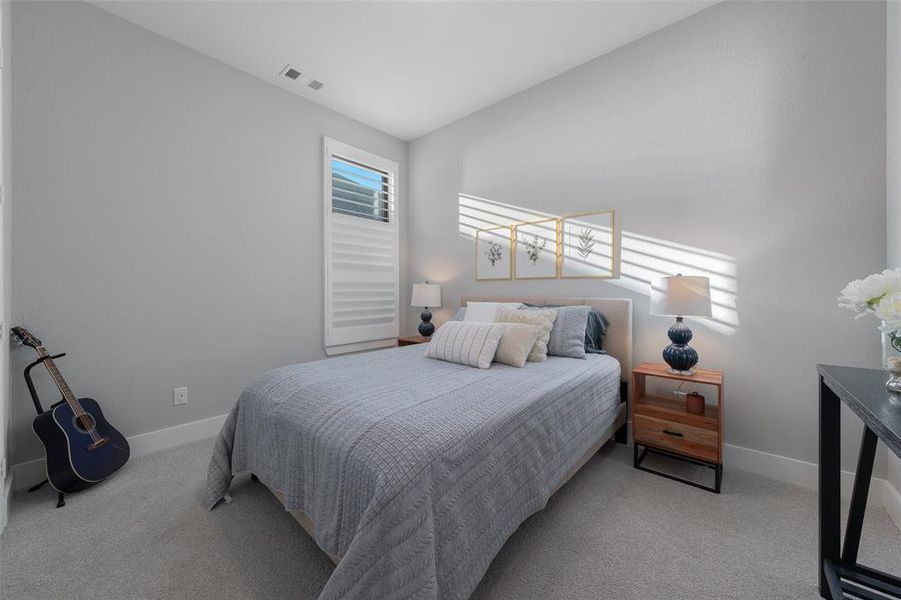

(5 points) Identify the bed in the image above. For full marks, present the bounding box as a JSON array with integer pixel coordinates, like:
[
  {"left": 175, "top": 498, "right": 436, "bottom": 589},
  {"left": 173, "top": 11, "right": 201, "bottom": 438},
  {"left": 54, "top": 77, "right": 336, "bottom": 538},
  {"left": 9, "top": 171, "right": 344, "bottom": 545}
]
[{"left": 205, "top": 296, "right": 632, "bottom": 600}]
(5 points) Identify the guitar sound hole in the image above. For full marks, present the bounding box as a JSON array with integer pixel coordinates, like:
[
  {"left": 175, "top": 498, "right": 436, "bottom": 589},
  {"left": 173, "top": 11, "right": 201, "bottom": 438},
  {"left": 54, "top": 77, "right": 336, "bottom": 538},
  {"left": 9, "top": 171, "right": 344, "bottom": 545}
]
[{"left": 72, "top": 413, "right": 96, "bottom": 434}]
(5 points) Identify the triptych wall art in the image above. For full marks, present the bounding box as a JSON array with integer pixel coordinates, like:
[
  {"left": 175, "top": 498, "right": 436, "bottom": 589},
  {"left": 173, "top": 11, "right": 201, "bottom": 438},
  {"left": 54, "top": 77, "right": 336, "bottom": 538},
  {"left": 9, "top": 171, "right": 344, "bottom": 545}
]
[{"left": 475, "top": 210, "right": 618, "bottom": 281}]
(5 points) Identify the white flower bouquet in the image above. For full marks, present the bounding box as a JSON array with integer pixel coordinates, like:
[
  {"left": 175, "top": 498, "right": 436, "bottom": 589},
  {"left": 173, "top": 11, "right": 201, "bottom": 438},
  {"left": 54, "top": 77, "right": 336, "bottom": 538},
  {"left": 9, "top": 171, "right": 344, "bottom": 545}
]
[
  {"left": 839, "top": 269, "right": 901, "bottom": 334},
  {"left": 839, "top": 268, "right": 901, "bottom": 389}
]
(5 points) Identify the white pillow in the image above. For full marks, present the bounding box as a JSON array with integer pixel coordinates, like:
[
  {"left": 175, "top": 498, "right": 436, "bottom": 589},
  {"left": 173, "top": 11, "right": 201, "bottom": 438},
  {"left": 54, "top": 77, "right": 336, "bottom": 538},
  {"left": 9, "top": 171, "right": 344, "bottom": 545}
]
[
  {"left": 425, "top": 321, "right": 504, "bottom": 369},
  {"left": 494, "top": 323, "right": 543, "bottom": 368},
  {"left": 495, "top": 307, "right": 556, "bottom": 362},
  {"left": 463, "top": 301, "right": 523, "bottom": 323}
]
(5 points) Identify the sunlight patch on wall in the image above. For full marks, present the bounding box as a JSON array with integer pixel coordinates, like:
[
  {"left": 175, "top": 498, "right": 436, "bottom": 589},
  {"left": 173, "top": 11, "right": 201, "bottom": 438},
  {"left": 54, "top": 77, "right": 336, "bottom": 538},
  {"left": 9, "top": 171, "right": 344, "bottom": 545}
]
[
  {"left": 458, "top": 194, "right": 547, "bottom": 235},
  {"left": 458, "top": 193, "right": 739, "bottom": 334}
]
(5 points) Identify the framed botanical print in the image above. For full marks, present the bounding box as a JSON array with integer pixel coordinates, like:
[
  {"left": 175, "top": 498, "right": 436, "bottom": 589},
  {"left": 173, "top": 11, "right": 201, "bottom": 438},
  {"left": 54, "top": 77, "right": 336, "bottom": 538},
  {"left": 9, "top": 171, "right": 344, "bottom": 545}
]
[
  {"left": 475, "top": 225, "right": 513, "bottom": 280},
  {"left": 514, "top": 218, "right": 558, "bottom": 279},
  {"left": 560, "top": 210, "right": 616, "bottom": 279}
]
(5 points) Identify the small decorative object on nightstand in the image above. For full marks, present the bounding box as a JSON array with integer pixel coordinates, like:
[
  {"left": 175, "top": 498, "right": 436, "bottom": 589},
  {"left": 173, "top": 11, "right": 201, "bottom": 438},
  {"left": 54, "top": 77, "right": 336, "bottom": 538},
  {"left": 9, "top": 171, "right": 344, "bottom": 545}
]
[
  {"left": 411, "top": 282, "right": 441, "bottom": 337},
  {"left": 685, "top": 392, "right": 705, "bottom": 415},
  {"left": 631, "top": 362, "right": 724, "bottom": 493},
  {"left": 397, "top": 335, "right": 431, "bottom": 347},
  {"left": 650, "top": 274, "right": 712, "bottom": 374}
]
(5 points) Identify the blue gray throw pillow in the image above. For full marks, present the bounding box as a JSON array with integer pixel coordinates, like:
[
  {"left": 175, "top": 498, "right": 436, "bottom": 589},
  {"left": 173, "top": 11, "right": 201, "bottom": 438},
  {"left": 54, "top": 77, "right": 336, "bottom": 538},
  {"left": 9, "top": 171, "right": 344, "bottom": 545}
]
[
  {"left": 524, "top": 303, "right": 608, "bottom": 356},
  {"left": 523, "top": 304, "right": 589, "bottom": 358}
]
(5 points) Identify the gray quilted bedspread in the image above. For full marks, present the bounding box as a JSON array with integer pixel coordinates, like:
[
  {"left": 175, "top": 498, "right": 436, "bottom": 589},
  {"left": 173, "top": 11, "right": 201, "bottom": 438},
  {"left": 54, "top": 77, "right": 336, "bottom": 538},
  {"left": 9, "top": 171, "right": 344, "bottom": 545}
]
[{"left": 205, "top": 345, "right": 620, "bottom": 600}]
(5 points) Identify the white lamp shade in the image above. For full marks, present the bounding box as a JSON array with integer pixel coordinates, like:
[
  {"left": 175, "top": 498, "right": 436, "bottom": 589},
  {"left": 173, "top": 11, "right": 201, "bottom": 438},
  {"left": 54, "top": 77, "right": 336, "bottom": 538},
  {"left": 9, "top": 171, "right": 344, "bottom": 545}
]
[
  {"left": 411, "top": 283, "right": 441, "bottom": 308},
  {"left": 650, "top": 275, "right": 712, "bottom": 317}
]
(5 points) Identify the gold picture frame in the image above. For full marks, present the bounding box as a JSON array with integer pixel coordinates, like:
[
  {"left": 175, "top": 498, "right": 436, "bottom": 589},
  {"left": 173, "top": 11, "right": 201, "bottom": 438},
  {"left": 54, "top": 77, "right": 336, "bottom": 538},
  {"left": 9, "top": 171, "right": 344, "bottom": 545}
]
[
  {"left": 513, "top": 217, "right": 560, "bottom": 280},
  {"left": 559, "top": 210, "right": 617, "bottom": 279},
  {"left": 475, "top": 225, "right": 513, "bottom": 281}
]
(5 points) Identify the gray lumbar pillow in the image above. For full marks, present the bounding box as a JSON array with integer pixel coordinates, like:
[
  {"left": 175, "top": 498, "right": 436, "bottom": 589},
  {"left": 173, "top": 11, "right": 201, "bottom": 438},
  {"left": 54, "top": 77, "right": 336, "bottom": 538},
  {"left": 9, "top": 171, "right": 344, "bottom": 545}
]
[{"left": 524, "top": 304, "right": 590, "bottom": 359}]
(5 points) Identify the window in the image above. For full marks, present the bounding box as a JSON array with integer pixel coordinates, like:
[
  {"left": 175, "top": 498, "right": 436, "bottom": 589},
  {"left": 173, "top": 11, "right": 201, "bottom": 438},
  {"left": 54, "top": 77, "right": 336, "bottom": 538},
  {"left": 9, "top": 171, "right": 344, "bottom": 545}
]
[
  {"left": 331, "top": 157, "right": 389, "bottom": 222},
  {"left": 323, "top": 138, "right": 399, "bottom": 354}
]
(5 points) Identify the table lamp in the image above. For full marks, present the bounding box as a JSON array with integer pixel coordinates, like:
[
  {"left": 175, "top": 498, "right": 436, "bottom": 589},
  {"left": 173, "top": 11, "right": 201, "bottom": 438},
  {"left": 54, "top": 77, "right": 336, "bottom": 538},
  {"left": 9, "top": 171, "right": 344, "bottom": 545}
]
[
  {"left": 411, "top": 282, "right": 441, "bottom": 337},
  {"left": 650, "top": 274, "right": 712, "bottom": 374}
]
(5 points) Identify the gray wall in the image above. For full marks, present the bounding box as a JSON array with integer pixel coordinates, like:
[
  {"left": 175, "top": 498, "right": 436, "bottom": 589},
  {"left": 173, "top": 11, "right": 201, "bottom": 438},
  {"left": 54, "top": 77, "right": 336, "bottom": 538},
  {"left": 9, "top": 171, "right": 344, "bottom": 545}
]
[
  {"left": 9, "top": 1, "right": 407, "bottom": 465},
  {"left": 408, "top": 1, "right": 887, "bottom": 473}
]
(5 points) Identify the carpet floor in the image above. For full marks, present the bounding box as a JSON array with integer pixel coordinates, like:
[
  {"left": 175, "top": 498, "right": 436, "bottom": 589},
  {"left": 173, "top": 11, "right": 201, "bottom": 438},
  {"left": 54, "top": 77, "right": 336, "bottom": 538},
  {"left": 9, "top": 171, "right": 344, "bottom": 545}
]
[{"left": 2, "top": 439, "right": 899, "bottom": 599}]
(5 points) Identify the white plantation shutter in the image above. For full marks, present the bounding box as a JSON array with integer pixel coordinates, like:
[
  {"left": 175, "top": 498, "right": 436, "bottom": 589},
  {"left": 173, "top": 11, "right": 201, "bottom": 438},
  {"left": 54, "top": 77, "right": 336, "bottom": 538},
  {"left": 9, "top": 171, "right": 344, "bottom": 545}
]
[{"left": 323, "top": 138, "right": 399, "bottom": 354}]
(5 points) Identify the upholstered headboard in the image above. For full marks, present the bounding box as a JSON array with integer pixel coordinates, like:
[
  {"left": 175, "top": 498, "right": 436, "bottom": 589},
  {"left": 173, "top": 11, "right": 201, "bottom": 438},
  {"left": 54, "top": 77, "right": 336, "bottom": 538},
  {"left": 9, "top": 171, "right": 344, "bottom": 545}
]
[{"left": 459, "top": 296, "right": 633, "bottom": 383}]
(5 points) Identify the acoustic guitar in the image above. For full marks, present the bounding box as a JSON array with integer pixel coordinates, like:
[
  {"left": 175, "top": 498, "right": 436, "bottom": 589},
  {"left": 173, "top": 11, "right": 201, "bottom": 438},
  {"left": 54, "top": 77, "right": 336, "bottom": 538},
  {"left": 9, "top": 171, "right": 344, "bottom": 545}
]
[{"left": 12, "top": 327, "right": 129, "bottom": 493}]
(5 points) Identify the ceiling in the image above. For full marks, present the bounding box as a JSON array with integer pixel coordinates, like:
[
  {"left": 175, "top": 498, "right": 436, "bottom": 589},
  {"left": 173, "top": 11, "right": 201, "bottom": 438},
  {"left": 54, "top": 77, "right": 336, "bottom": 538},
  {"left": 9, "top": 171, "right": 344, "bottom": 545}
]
[{"left": 92, "top": 1, "right": 716, "bottom": 141}]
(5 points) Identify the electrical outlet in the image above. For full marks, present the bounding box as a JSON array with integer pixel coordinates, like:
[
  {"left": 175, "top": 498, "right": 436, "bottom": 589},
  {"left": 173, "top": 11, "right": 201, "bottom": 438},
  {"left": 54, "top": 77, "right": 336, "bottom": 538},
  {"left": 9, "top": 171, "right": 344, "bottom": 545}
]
[
  {"left": 173, "top": 387, "right": 187, "bottom": 406},
  {"left": 673, "top": 390, "right": 688, "bottom": 400},
  {"left": 0, "top": 458, "right": 6, "bottom": 480}
]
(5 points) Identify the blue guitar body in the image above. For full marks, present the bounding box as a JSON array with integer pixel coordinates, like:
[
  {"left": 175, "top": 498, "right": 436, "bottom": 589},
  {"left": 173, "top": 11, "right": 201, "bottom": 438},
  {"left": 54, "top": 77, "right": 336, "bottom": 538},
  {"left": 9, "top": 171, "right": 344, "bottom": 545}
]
[
  {"left": 13, "top": 326, "right": 130, "bottom": 497},
  {"left": 32, "top": 398, "right": 130, "bottom": 493}
]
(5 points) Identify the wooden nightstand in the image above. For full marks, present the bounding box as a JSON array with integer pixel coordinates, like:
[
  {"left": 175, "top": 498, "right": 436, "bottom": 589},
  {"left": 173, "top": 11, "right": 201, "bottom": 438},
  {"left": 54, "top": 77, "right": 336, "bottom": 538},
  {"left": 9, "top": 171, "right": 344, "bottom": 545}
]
[
  {"left": 397, "top": 335, "right": 431, "bottom": 347},
  {"left": 631, "top": 362, "right": 724, "bottom": 493}
]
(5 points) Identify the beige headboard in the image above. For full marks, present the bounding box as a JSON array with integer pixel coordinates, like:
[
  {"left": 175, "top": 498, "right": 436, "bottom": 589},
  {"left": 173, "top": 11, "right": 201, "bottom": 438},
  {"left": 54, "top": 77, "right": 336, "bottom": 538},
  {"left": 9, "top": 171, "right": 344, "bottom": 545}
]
[{"left": 459, "top": 296, "right": 633, "bottom": 383}]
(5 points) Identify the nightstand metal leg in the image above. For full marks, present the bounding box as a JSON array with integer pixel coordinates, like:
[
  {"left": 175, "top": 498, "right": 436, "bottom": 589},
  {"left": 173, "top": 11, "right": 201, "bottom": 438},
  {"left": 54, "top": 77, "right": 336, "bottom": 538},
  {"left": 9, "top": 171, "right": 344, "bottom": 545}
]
[{"left": 633, "top": 442, "right": 722, "bottom": 494}]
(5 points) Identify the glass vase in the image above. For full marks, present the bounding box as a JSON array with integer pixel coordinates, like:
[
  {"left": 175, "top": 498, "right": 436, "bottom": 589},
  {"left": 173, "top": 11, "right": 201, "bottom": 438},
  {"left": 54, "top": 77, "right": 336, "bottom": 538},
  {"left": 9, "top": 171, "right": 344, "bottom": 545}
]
[{"left": 882, "top": 322, "right": 901, "bottom": 394}]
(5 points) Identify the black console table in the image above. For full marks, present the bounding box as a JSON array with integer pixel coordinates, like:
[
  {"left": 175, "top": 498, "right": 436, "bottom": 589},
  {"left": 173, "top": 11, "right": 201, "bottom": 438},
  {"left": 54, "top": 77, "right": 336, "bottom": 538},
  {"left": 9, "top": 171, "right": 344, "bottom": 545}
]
[{"left": 818, "top": 364, "right": 901, "bottom": 599}]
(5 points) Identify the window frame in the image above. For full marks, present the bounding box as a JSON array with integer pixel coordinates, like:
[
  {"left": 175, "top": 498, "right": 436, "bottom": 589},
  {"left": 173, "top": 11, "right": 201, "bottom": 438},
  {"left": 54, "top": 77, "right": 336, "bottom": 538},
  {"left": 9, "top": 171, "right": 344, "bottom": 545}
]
[{"left": 322, "top": 137, "right": 400, "bottom": 355}]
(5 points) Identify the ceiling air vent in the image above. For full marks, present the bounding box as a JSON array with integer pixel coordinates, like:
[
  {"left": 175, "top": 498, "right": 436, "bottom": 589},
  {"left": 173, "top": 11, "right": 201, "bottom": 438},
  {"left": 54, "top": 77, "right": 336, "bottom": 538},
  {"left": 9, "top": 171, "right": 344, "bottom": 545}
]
[
  {"left": 280, "top": 65, "right": 302, "bottom": 80},
  {"left": 279, "top": 65, "right": 324, "bottom": 91}
]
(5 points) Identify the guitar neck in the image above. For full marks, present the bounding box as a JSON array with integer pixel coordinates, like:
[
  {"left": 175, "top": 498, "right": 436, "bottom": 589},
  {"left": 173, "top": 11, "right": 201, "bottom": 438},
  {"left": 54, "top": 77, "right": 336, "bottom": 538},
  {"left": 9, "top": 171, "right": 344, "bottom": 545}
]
[{"left": 35, "top": 346, "right": 82, "bottom": 414}]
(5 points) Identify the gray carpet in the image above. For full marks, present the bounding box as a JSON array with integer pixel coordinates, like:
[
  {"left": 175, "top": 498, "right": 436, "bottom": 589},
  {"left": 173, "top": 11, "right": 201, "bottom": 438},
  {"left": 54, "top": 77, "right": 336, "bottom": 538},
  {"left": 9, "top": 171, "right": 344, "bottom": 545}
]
[{"left": 2, "top": 440, "right": 899, "bottom": 600}]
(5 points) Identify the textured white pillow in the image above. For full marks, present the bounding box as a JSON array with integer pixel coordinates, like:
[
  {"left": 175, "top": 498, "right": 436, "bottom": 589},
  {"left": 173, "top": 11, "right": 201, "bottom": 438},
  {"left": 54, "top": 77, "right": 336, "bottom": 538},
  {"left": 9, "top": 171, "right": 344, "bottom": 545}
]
[
  {"left": 495, "top": 307, "right": 556, "bottom": 362},
  {"left": 425, "top": 321, "right": 504, "bottom": 369},
  {"left": 463, "top": 301, "right": 523, "bottom": 323},
  {"left": 494, "top": 323, "right": 543, "bottom": 368}
]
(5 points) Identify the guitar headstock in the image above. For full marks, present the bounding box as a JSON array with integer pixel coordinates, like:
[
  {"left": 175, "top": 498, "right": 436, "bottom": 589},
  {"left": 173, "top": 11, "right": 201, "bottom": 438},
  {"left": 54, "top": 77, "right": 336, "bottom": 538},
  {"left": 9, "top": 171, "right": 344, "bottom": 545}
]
[{"left": 11, "top": 326, "right": 42, "bottom": 349}]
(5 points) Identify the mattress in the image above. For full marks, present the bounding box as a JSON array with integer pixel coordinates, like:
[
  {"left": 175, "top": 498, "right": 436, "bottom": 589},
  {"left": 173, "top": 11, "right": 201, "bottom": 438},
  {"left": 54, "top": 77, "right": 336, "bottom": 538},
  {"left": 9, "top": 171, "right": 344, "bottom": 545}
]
[{"left": 206, "top": 344, "right": 621, "bottom": 600}]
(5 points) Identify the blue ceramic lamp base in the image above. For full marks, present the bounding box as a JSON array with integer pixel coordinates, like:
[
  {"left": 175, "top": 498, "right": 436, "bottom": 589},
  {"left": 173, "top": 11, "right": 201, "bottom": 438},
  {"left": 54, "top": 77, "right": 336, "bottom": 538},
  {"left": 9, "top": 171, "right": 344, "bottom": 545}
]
[
  {"left": 662, "top": 317, "right": 699, "bottom": 375},
  {"left": 418, "top": 309, "right": 435, "bottom": 337}
]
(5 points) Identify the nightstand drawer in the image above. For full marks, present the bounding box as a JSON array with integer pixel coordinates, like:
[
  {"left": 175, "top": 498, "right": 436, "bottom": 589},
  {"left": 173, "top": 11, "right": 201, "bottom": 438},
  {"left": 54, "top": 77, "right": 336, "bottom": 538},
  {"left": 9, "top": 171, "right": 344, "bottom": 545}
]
[{"left": 634, "top": 414, "right": 719, "bottom": 463}]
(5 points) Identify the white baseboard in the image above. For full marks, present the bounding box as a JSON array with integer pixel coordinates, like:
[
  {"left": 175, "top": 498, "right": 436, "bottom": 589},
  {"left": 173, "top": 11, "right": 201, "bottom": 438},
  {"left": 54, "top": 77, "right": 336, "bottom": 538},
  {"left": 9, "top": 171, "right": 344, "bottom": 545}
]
[
  {"left": 724, "top": 443, "right": 886, "bottom": 507},
  {"left": 11, "top": 413, "right": 228, "bottom": 491},
  {"left": 0, "top": 476, "right": 10, "bottom": 536},
  {"left": 884, "top": 479, "right": 901, "bottom": 531},
  {"left": 126, "top": 413, "right": 227, "bottom": 457}
]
